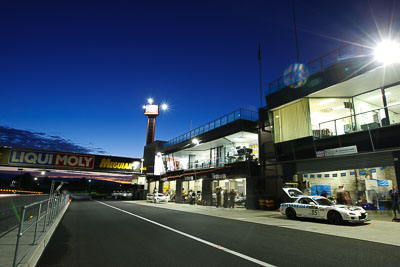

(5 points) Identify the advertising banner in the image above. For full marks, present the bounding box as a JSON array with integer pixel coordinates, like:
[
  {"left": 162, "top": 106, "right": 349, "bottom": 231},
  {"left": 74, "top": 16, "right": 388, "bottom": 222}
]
[
  {"left": 324, "top": 145, "right": 358, "bottom": 157},
  {"left": 95, "top": 156, "right": 141, "bottom": 173},
  {"left": 8, "top": 149, "right": 94, "bottom": 169},
  {"left": 144, "top": 104, "right": 159, "bottom": 116},
  {"left": 0, "top": 147, "right": 141, "bottom": 174}
]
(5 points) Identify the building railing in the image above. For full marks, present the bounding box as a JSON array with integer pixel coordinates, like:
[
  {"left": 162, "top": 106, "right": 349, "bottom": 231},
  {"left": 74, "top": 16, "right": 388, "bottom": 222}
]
[
  {"left": 12, "top": 194, "right": 69, "bottom": 267},
  {"left": 162, "top": 108, "right": 258, "bottom": 149},
  {"left": 313, "top": 104, "right": 399, "bottom": 139},
  {"left": 165, "top": 153, "right": 257, "bottom": 173},
  {"left": 268, "top": 41, "right": 371, "bottom": 95}
]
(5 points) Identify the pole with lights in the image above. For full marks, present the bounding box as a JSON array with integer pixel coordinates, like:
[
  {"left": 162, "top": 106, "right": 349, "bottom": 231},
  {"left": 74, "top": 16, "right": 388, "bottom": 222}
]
[
  {"left": 88, "top": 179, "right": 92, "bottom": 196},
  {"left": 143, "top": 98, "right": 168, "bottom": 145}
]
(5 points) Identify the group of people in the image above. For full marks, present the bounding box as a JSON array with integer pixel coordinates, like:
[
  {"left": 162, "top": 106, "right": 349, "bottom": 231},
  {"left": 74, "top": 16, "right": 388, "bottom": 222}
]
[{"left": 216, "top": 187, "right": 236, "bottom": 208}]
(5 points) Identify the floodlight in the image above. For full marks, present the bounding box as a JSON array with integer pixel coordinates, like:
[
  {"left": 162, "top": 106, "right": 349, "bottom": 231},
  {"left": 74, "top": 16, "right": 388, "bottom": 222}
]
[
  {"left": 374, "top": 40, "right": 400, "bottom": 65},
  {"left": 192, "top": 138, "right": 200, "bottom": 145},
  {"left": 161, "top": 103, "right": 168, "bottom": 110},
  {"left": 148, "top": 98, "right": 154, "bottom": 104}
]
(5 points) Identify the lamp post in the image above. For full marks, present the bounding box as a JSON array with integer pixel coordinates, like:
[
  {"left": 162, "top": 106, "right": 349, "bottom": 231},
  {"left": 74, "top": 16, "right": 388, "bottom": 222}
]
[
  {"left": 140, "top": 158, "right": 144, "bottom": 174},
  {"left": 88, "top": 179, "right": 92, "bottom": 196}
]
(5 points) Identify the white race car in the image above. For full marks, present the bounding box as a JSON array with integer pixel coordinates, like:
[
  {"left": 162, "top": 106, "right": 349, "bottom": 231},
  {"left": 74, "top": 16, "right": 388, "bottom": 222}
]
[
  {"left": 147, "top": 193, "right": 169, "bottom": 204},
  {"left": 280, "top": 195, "right": 368, "bottom": 224}
]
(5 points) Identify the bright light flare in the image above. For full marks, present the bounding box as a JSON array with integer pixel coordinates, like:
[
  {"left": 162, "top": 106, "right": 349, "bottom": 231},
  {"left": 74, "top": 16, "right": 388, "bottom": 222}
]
[
  {"left": 192, "top": 138, "right": 200, "bottom": 145},
  {"left": 147, "top": 98, "right": 154, "bottom": 104},
  {"left": 374, "top": 40, "right": 400, "bottom": 65},
  {"left": 161, "top": 103, "right": 168, "bottom": 110}
]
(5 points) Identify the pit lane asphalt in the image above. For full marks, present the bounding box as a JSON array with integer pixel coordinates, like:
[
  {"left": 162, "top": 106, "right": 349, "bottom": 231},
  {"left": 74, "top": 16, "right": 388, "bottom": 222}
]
[{"left": 37, "top": 200, "right": 400, "bottom": 267}]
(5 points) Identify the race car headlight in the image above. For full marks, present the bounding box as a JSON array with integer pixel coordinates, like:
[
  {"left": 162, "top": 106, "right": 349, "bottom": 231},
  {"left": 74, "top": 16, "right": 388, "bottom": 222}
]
[{"left": 349, "top": 213, "right": 356, "bottom": 215}]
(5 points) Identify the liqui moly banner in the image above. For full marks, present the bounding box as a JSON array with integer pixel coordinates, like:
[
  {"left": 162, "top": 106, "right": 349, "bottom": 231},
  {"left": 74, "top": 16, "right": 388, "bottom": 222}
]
[{"left": 8, "top": 149, "right": 95, "bottom": 169}]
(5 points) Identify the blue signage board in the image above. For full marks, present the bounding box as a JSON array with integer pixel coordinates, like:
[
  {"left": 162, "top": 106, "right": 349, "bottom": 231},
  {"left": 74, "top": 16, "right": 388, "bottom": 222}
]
[
  {"left": 333, "top": 173, "right": 338, "bottom": 177},
  {"left": 304, "top": 174, "right": 308, "bottom": 178},
  {"left": 350, "top": 171, "right": 356, "bottom": 175},
  {"left": 310, "top": 174, "right": 315, "bottom": 178},
  {"left": 370, "top": 169, "right": 377, "bottom": 173},
  {"left": 359, "top": 170, "right": 366, "bottom": 175},
  {"left": 325, "top": 174, "right": 330, "bottom": 178},
  {"left": 377, "top": 179, "right": 389, "bottom": 187},
  {"left": 317, "top": 174, "right": 322, "bottom": 178},
  {"left": 311, "top": 185, "right": 332, "bottom": 196},
  {"left": 341, "top": 173, "right": 346, "bottom": 177}
]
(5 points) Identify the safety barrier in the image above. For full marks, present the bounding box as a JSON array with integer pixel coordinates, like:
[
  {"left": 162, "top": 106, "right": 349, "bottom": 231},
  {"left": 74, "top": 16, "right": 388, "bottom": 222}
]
[{"left": 12, "top": 194, "right": 69, "bottom": 267}]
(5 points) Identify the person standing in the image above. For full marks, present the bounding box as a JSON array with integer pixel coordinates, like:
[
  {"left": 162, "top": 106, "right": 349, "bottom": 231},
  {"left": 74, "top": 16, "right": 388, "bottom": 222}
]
[
  {"left": 191, "top": 191, "right": 196, "bottom": 205},
  {"left": 229, "top": 189, "right": 236, "bottom": 208},
  {"left": 223, "top": 189, "right": 229, "bottom": 208},
  {"left": 389, "top": 185, "right": 399, "bottom": 217},
  {"left": 216, "top": 187, "right": 221, "bottom": 208},
  {"left": 336, "top": 185, "right": 345, "bottom": 204}
]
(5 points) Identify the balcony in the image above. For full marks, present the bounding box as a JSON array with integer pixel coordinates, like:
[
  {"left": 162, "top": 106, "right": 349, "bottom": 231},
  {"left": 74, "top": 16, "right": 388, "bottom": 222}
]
[
  {"left": 313, "top": 103, "right": 400, "bottom": 139},
  {"left": 162, "top": 108, "right": 258, "bottom": 149},
  {"left": 267, "top": 42, "right": 372, "bottom": 95},
  {"left": 164, "top": 150, "right": 257, "bottom": 174}
]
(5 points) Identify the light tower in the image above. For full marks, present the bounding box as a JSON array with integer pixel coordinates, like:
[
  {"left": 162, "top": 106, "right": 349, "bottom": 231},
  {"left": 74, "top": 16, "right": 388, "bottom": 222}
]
[{"left": 143, "top": 98, "right": 168, "bottom": 145}]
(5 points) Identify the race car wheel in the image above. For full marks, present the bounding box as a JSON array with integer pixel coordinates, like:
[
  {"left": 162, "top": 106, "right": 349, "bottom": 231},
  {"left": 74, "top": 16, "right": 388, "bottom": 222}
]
[
  {"left": 327, "top": 211, "right": 343, "bottom": 225},
  {"left": 286, "top": 208, "right": 296, "bottom": 220}
]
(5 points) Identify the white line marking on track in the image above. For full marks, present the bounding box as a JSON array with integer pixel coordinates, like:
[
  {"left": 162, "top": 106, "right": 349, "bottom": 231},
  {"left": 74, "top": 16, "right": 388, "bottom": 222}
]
[{"left": 95, "top": 201, "right": 275, "bottom": 267}]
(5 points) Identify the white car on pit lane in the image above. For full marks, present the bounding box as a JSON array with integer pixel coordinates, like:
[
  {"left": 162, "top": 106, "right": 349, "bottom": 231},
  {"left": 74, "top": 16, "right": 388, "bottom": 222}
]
[
  {"left": 280, "top": 195, "right": 369, "bottom": 224},
  {"left": 146, "top": 193, "right": 170, "bottom": 204}
]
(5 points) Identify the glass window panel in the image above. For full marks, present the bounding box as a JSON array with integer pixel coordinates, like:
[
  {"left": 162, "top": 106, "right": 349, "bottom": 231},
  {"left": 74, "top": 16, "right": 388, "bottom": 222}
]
[
  {"left": 353, "top": 89, "right": 384, "bottom": 130},
  {"left": 307, "top": 60, "right": 322, "bottom": 76},
  {"left": 210, "top": 121, "right": 215, "bottom": 130},
  {"left": 204, "top": 124, "right": 209, "bottom": 132},
  {"left": 215, "top": 119, "right": 220, "bottom": 128},
  {"left": 199, "top": 126, "right": 204, "bottom": 134},
  {"left": 355, "top": 110, "right": 383, "bottom": 131},
  {"left": 384, "top": 85, "right": 400, "bottom": 125},
  {"left": 242, "top": 110, "right": 251, "bottom": 120},
  {"left": 221, "top": 116, "right": 227, "bottom": 125},
  {"left": 195, "top": 128, "right": 199, "bottom": 136},
  {"left": 309, "top": 97, "right": 353, "bottom": 136},
  {"left": 228, "top": 112, "right": 234, "bottom": 122},
  {"left": 235, "top": 110, "right": 241, "bottom": 120}
]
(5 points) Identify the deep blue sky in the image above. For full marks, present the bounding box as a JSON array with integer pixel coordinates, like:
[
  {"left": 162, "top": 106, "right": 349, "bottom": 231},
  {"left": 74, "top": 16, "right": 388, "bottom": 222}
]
[{"left": 1, "top": 0, "right": 398, "bottom": 157}]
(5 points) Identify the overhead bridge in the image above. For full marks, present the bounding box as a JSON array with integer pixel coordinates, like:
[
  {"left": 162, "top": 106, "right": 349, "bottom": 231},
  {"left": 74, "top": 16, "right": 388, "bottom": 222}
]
[{"left": 0, "top": 147, "right": 141, "bottom": 175}]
